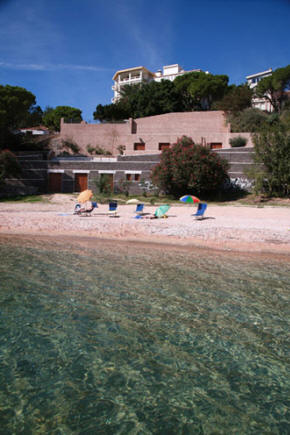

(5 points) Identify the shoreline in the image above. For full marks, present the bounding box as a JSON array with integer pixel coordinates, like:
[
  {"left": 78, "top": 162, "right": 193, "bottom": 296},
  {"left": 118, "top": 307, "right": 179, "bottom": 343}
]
[
  {"left": 0, "top": 198, "right": 290, "bottom": 260},
  {"left": 1, "top": 231, "right": 290, "bottom": 264}
]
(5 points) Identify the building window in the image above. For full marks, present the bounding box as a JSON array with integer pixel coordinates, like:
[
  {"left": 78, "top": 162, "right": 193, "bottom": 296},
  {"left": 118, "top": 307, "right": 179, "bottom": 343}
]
[
  {"left": 210, "top": 143, "right": 222, "bottom": 150},
  {"left": 134, "top": 174, "right": 141, "bottom": 181},
  {"left": 126, "top": 174, "right": 132, "bottom": 181},
  {"left": 134, "top": 142, "right": 145, "bottom": 151},
  {"left": 159, "top": 143, "right": 170, "bottom": 151}
]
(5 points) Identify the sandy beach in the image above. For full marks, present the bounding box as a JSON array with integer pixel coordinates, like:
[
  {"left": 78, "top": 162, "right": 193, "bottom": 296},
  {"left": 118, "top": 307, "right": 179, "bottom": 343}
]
[{"left": 0, "top": 195, "right": 289, "bottom": 257}]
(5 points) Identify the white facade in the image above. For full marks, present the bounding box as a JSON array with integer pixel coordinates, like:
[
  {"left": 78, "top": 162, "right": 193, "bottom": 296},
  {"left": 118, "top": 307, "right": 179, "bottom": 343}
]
[
  {"left": 19, "top": 126, "right": 50, "bottom": 135},
  {"left": 246, "top": 68, "right": 273, "bottom": 111},
  {"left": 112, "top": 66, "right": 155, "bottom": 103},
  {"left": 154, "top": 64, "right": 202, "bottom": 82},
  {"left": 112, "top": 64, "right": 204, "bottom": 103}
]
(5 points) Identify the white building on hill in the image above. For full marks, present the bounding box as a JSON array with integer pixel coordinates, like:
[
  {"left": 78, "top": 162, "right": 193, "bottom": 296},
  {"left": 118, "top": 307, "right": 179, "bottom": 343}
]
[
  {"left": 112, "top": 64, "right": 204, "bottom": 103},
  {"left": 246, "top": 68, "right": 273, "bottom": 111}
]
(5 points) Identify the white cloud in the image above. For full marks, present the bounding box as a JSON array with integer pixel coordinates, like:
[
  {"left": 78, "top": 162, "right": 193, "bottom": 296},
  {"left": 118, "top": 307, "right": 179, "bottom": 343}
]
[{"left": 0, "top": 61, "right": 112, "bottom": 72}]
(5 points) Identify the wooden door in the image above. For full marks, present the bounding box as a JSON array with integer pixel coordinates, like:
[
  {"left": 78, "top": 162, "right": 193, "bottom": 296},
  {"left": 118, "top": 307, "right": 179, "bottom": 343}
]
[
  {"left": 48, "top": 173, "right": 62, "bottom": 193},
  {"left": 75, "top": 173, "right": 88, "bottom": 192}
]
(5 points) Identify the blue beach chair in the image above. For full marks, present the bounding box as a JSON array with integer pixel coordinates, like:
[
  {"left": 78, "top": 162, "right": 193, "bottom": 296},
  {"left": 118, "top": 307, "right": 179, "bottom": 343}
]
[
  {"left": 192, "top": 202, "right": 207, "bottom": 220},
  {"left": 135, "top": 203, "right": 144, "bottom": 215},
  {"left": 108, "top": 201, "right": 118, "bottom": 217}
]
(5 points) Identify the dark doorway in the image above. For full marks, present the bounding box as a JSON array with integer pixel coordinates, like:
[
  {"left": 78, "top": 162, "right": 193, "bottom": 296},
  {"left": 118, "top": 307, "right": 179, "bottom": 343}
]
[{"left": 48, "top": 173, "right": 62, "bottom": 193}]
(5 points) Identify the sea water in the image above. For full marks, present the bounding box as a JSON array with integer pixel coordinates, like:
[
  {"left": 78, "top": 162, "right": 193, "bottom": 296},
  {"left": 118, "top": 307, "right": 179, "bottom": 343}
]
[{"left": 0, "top": 235, "right": 289, "bottom": 434}]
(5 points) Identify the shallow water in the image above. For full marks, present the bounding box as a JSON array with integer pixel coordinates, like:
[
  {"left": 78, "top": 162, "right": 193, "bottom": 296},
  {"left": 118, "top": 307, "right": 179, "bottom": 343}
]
[{"left": 0, "top": 236, "right": 289, "bottom": 434}]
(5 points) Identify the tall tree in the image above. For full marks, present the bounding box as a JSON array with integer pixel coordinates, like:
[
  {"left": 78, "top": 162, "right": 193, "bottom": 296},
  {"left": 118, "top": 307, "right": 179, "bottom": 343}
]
[
  {"left": 0, "top": 85, "right": 37, "bottom": 130},
  {"left": 213, "top": 84, "right": 253, "bottom": 114},
  {"left": 93, "top": 102, "right": 130, "bottom": 122},
  {"left": 174, "top": 72, "right": 229, "bottom": 110},
  {"left": 255, "top": 65, "right": 290, "bottom": 113},
  {"left": 43, "top": 106, "right": 82, "bottom": 131},
  {"left": 94, "top": 80, "right": 182, "bottom": 121}
]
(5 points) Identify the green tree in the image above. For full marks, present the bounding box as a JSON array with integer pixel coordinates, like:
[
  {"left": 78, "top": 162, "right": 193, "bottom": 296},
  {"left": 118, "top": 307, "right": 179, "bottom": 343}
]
[
  {"left": 213, "top": 84, "right": 253, "bottom": 114},
  {"left": 151, "top": 136, "right": 229, "bottom": 197},
  {"left": 93, "top": 102, "right": 130, "bottom": 122},
  {"left": 228, "top": 108, "right": 271, "bottom": 132},
  {"left": 174, "top": 72, "right": 229, "bottom": 110},
  {"left": 27, "top": 105, "right": 43, "bottom": 126},
  {"left": 94, "top": 80, "right": 182, "bottom": 121},
  {"left": 0, "top": 149, "right": 22, "bottom": 185},
  {"left": 0, "top": 85, "right": 37, "bottom": 130},
  {"left": 43, "top": 106, "right": 82, "bottom": 131},
  {"left": 0, "top": 85, "right": 44, "bottom": 150},
  {"left": 255, "top": 65, "right": 290, "bottom": 113},
  {"left": 249, "top": 123, "right": 290, "bottom": 197},
  {"left": 130, "top": 80, "right": 182, "bottom": 118}
]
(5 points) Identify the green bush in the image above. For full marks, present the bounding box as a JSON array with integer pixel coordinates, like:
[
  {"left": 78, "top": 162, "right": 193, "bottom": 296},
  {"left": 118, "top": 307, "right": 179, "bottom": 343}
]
[
  {"left": 229, "top": 136, "right": 248, "bottom": 147},
  {"left": 62, "top": 140, "right": 80, "bottom": 154},
  {"left": 250, "top": 123, "right": 290, "bottom": 197},
  {"left": 0, "top": 149, "right": 22, "bottom": 184},
  {"left": 94, "top": 174, "right": 112, "bottom": 195},
  {"left": 86, "top": 144, "right": 112, "bottom": 156},
  {"left": 228, "top": 108, "right": 270, "bottom": 132},
  {"left": 151, "top": 136, "right": 229, "bottom": 197}
]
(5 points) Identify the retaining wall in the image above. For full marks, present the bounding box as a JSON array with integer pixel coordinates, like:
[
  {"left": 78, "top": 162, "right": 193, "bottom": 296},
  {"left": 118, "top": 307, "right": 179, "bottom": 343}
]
[
  {"left": 60, "top": 112, "right": 254, "bottom": 156},
  {"left": 2, "top": 148, "right": 255, "bottom": 197}
]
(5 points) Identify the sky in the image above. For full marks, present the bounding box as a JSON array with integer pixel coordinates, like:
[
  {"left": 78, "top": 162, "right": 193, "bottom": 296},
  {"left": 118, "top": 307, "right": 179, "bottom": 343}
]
[{"left": 0, "top": 0, "right": 289, "bottom": 122}]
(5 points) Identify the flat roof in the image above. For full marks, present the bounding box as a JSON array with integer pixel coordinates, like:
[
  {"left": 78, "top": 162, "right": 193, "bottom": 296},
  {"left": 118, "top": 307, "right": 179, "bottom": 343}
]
[
  {"left": 113, "top": 66, "right": 154, "bottom": 80},
  {"left": 246, "top": 68, "right": 272, "bottom": 79}
]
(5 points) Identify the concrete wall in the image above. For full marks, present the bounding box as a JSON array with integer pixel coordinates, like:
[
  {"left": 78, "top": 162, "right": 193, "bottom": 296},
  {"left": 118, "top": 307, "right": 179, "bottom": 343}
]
[{"left": 60, "top": 112, "right": 254, "bottom": 156}]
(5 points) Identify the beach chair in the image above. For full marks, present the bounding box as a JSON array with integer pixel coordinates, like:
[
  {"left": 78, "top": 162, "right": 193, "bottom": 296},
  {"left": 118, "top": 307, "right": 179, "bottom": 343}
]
[
  {"left": 135, "top": 203, "right": 144, "bottom": 215},
  {"left": 75, "top": 201, "right": 98, "bottom": 216},
  {"left": 108, "top": 201, "right": 118, "bottom": 217},
  {"left": 192, "top": 202, "right": 207, "bottom": 220}
]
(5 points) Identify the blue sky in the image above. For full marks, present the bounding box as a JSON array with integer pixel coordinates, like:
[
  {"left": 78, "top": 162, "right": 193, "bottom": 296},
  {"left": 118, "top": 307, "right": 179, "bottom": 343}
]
[{"left": 0, "top": 0, "right": 289, "bottom": 122}]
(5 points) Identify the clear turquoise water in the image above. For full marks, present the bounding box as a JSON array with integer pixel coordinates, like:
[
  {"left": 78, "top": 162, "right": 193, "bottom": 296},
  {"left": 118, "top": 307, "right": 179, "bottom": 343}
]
[{"left": 0, "top": 236, "right": 289, "bottom": 434}]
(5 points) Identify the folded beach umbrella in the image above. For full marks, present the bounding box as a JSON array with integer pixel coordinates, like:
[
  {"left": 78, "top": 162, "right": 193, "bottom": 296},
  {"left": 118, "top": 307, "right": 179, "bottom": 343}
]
[
  {"left": 179, "top": 195, "right": 200, "bottom": 204},
  {"left": 126, "top": 198, "right": 140, "bottom": 204},
  {"left": 77, "top": 189, "right": 93, "bottom": 203},
  {"left": 155, "top": 204, "right": 171, "bottom": 218}
]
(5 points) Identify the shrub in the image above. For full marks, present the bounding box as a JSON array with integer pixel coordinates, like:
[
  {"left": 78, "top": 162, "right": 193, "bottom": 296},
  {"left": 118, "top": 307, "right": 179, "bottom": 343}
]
[
  {"left": 229, "top": 136, "right": 248, "bottom": 147},
  {"left": 250, "top": 123, "right": 290, "bottom": 197},
  {"left": 117, "top": 145, "right": 126, "bottom": 155},
  {"left": 86, "top": 144, "right": 112, "bottom": 156},
  {"left": 95, "top": 145, "right": 112, "bottom": 156},
  {"left": 228, "top": 108, "right": 270, "bottom": 132},
  {"left": 86, "top": 144, "right": 95, "bottom": 155},
  {"left": 119, "top": 179, "right": 132, "bottom": 197},
  {"left": 62, "top": 140, "right": 80, "bottom": 154},
  {"left": 151, "top": 136, "right": 229, "bottom": 197},
  {"left": 94, "top": 174, "right": 112, "bottom": 195},
  {"left": 0, "top": 149, "right": 22, "bottom": 184}
]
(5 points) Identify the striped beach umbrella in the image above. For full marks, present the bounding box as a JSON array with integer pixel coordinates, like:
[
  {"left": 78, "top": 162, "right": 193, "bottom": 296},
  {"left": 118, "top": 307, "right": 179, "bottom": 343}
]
[{"left": 179, "top": 195, "right": 200, "bottom": 204}]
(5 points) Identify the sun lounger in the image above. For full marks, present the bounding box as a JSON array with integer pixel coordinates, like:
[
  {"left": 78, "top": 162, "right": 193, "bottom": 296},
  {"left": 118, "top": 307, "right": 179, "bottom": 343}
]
[
  {"left": 192, "top": 202, "right": 207, "bottom": 219},
  {"left": 74, "top": 201, "right": 98, "bottom": 216}
]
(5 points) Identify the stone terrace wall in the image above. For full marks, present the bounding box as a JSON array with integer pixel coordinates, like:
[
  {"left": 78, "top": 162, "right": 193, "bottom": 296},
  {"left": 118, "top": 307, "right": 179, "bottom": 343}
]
[
  {"left": 5, "top": 148, "right": 255, "bottom": 197},
  {"left": 60, "top": 112, "right": 254, "bottom": 156}
]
